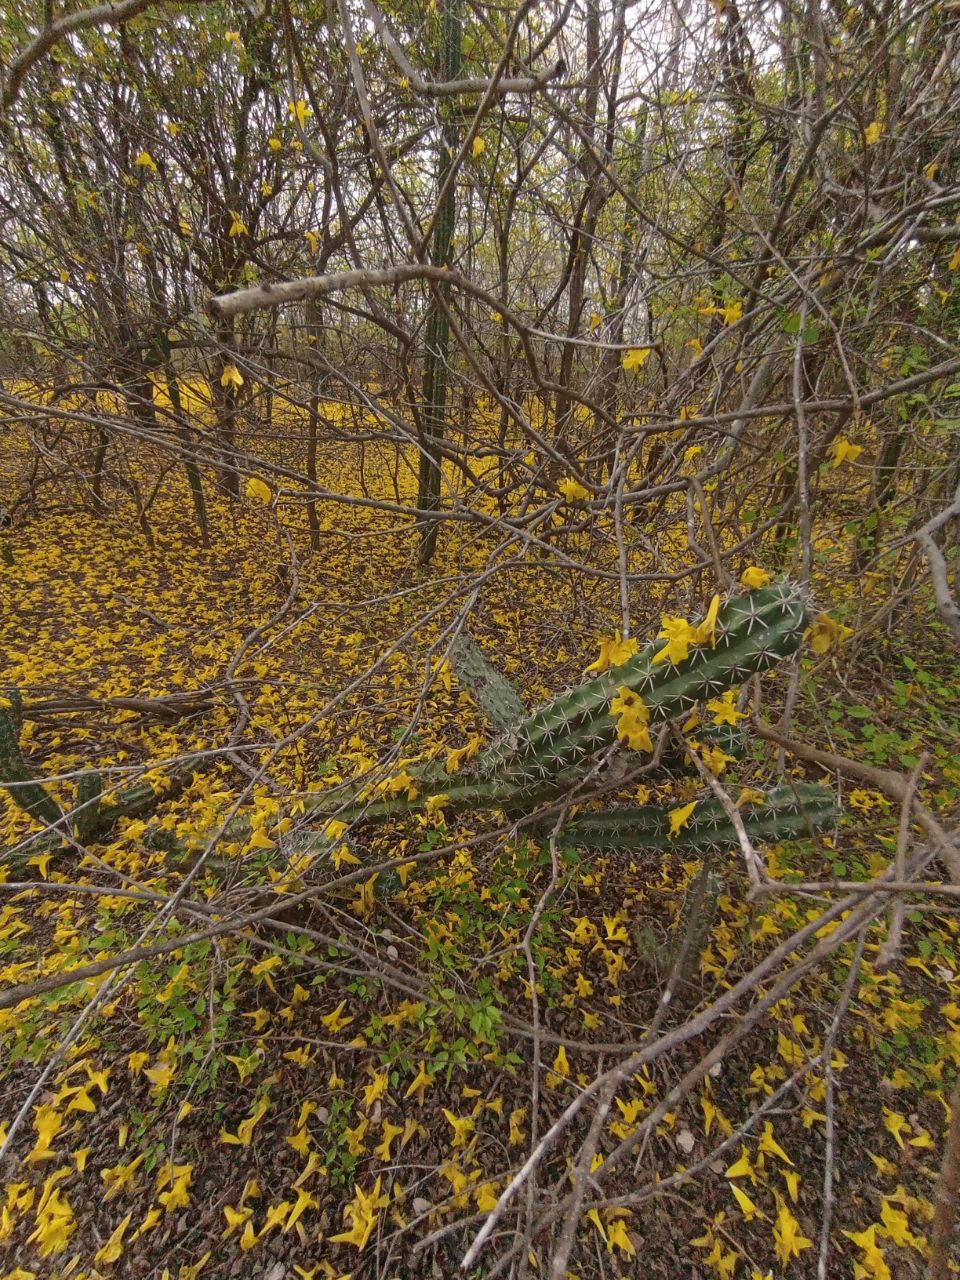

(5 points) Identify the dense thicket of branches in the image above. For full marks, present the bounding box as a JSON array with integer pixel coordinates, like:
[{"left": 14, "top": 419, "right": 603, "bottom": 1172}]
[
  {"left": 2, "top": 0, "right": 960, "bottom": 1275},
  {"left": 2, "top": 0, "right": 957, "bottom": 582}
]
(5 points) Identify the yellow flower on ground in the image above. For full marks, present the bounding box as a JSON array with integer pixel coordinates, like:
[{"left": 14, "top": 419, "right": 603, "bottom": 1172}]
[
  {"left": 404, "top": 1061, "right": 434, "bottom": 1104},
  {"left": 362, "top": 1069, "right": 389, "bottom": 1109},
  {"left": 842, "top": 1224, "right": 891, "bottom": 1280},
  {"left": 220, "top": 1097, "right": 269, "bottom": 1146},
  {"left": 143, "top": 1061, "right": 175, "bottom": 1091},
  {"left": 442, "top": 1109, "right": 476, "bottom": 1148},
  {"left": 222, "top": 1204, "right": 253, "bottom": 1238},
  {"left": 94, "top": 1211, "right": 132, "bottom": 1266},
  {"left": 321, "top": 1000, "right": 354, "bottom": 1033},
  {"left": 372, "top": 1119, "right": 403, "bottom": 1163},
  {"left": 730, "top": 1184, "right": 760, "bottom": 1220},
  {"left": 773, "top": 1196, "right": 813, "bottom": 1265},
  {"left": 882, "top": 1107, "right": 909, "bottom": 1148},
  {"left": 605, "top": 1217, "right": 636, "bottom": 1255},
  {"left": 475, "top": 1181, "right": 499, "bottom": 1213},
  {"left": 508, "top": 1107, "right": 526, "bottom": 1146},
  {"left": 759, "top": 1121, "right": 794, "bottom": 1165},
  {"left": 546, "top": 1045, "right": 570, "bottom": 1088},
  {"left": 329, "top": 1177, "right": 385, "bottom": 1250},
  {"left": 26, "top": 1186, "right": 75, "bottom": 1256}
]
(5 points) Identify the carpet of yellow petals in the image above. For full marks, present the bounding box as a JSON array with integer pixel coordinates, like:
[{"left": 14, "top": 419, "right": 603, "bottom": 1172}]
[{"left": 0, "top": 431, "right": 958, "bottom": 1280}]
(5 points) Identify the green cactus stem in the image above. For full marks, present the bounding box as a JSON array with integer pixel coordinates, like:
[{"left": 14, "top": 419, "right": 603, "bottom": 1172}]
[
  {"left": 448, "top": 631, "right": 527, "bottom": 731},
  {"left": 557, "top": 783, "right": 838, "bottom": 852},
  {"left": 308, "top": 583, "right": 806, "bottom": 822},
  {"left": 479, "top": 582, "right": 808, "bottom": 786},
  {"left": 73, "top": 771, "right": 103, "bottom": 842},
  {"left": 0, "top": 689, "right": 61, "bottom": 827}
]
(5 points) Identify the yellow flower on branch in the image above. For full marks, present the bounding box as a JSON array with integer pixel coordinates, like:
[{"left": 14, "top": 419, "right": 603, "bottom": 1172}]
[
  {"left": 585, "top": 629, "right": 639, "bottom": 675},
  {"left": 288, "top": 99, "right": 312, "bottom": 128},
  {"left": 805, "top": 613, "right": 853, "bottom": 654},
  {"left": 557, "top": 476, "right": 591, "bottom": 503},
  {"left": 829, "top": 436, "right": 863, "bottom": 468},
  {"left": 622, "top": 346, "right": 651, "bottom": 372}
]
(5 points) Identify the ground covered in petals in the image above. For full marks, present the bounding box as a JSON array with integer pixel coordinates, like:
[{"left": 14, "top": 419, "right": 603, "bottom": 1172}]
[{"left": 2, "top": 444, "right": 960, "bottom": 1280}]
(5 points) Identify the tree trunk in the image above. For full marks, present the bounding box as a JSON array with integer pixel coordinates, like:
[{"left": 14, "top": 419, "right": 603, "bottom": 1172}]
[{"left": 416, "top": 0, "right": 462, "bottom": 566}]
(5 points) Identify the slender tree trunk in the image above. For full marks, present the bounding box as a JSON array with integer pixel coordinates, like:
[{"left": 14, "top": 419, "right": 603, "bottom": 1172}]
[
  {"left": 160, "top": 332, "right": 210, "bottom": 549},
  {"left": 553, "top": 0, "right": 602, "bottom": 445},
  {"left": 214, "top": 318, "right": 241, "bottom": 499},
  {"left": 417, "top": 0, "right": 461, "bottom": 566},
  {"left": 306, "top": 298, "right": 324, "bottom": 552}
]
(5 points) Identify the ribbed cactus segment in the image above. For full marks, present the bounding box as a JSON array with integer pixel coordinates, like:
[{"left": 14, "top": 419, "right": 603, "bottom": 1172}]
[
  {"left": 1, "top": 687, "right": 22, "bottom": 736},
  {"left": 300, "top": 773, "right": 561, "bottom": 824},
  {"left": 448, "top": 632, "right": 527, "bottom": 731},
  {"left": 302, "top": 584, "right": 806, "bottom": 823},
  {"left": 558, "top": 783, "right": 838, "bottom": 852},
  {"left": 659, "top": 723, "right": 746, "bottom": 773},
  {"left": 480, "top": 582, "right": 808, "bottom": 784},
  {"left": 89, "top": 756, "right": 204, "bottom": 832},
  {"left": 2, "top": 753, "right": 205, "bottom": 870},
  {"left": 0, "top": 689, "right": 61, "bottom": 827},
  {"left": 74, "top": 771, "right": 103, "bottom": 842}
]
